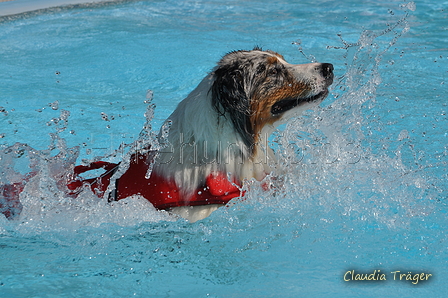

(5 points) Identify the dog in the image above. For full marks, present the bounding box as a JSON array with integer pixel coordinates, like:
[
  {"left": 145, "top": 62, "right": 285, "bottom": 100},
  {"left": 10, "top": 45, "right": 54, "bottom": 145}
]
[{"left": 1, "top": 48, "right": 334, "bottom": 222}]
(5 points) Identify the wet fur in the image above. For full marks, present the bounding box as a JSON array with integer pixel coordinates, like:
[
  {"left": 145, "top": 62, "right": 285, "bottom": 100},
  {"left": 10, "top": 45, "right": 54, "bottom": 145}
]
[{"left": 150, "top": 48, "right": 333, "bottom": 221}]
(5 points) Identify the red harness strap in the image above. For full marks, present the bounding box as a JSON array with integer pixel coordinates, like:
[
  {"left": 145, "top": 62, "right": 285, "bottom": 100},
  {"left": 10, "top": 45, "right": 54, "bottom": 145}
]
[
  {"left": 67, "top": 151, "right": 242, "bottom": 209},
  {"left": 66, "top": 161, "right": 119, "bottom": 197}
]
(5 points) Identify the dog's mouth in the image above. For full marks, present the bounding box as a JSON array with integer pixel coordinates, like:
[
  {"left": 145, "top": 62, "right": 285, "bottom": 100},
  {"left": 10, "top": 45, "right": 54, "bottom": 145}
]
[{"left": 270, "top": 89, "right": 329, "bottom": 116}]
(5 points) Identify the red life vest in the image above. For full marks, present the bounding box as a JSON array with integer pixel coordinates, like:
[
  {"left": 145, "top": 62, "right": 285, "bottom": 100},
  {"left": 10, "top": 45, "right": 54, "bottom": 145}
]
[
  {"left": 0, "top": 182, "right": 24, "bottom": 219},
  {"left": 66, "top": 151, "right": 242, "bottom": 209}
]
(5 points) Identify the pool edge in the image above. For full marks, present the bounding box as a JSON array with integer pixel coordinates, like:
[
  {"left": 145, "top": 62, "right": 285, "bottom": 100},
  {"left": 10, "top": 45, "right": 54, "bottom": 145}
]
[{"left": 0, "top": 0, "right": 118, "bottom": 17}]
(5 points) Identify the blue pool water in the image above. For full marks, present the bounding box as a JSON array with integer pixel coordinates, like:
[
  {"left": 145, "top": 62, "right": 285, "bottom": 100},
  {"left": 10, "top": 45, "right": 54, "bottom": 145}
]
[{"left": 0, "top": 0, "right": 447, "bottom": 297}]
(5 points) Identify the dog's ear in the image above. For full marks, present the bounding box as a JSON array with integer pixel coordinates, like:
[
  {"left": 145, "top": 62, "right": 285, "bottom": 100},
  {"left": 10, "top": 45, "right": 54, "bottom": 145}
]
[{"left": 211, "top": 63, "right": 254, "bottom": 148}]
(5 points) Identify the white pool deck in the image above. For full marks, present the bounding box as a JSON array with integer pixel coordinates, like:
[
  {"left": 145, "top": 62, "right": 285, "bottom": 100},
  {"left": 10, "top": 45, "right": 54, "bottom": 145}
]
[{"left": 0, "top": 0, "right": 113, "bottom": 17}]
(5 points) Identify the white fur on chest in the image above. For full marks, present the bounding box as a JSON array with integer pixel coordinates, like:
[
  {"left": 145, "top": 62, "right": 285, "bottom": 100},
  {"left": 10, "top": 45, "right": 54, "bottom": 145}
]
[{"left": 153, "top": 74, "right": 261, "bottom": 195}]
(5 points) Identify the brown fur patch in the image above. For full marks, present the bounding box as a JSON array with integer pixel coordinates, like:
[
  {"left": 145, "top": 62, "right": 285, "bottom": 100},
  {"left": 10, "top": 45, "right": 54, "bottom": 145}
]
[
  {"left": 265, "top": 50, "right": 285, "bottom": 60},
  {"left": 250, "top": 81, "right": 311, "bottom": 144},
  {"left": 274, "top": 53, "right": 285, "bottom": 60},
  {"left": 267, "top": 56, "right": 278, "bottom": 65}
]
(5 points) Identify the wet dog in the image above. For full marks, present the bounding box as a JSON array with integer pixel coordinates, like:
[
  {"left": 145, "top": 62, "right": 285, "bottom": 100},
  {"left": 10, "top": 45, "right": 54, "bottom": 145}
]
[{"left": 2, "top": 48, "right": 334, "bottom": 222}]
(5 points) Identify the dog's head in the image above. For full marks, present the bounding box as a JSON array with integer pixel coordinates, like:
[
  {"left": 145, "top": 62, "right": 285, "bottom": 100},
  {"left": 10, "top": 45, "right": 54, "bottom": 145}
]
[{"left": 211, "top": 48, "right": 333, "bottom": 148}]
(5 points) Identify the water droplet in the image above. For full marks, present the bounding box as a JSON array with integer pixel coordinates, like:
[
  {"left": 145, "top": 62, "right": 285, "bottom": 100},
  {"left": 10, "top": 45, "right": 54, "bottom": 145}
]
[
  {"left": 398, "top": 130, "right": 409, "bottom": 141},
  {"left": 49, "top": 100, "right": 59, "bottom": 110},
  {"left": 101, "top": 112, "right": 109, "bottom": 121},
  {"left": 145, "top": 89, "right": 154, "bottom": 102},
  {"left": 405, "top": 1, "right": 416, "bottom": 11},
  {"left": 0, "top": 107, "right": 8, "bottom": 116}
]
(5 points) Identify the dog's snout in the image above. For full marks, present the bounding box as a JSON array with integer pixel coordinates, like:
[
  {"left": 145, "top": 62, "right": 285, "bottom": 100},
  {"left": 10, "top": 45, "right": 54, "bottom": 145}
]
[{"left": 320, "top": 63, "right": 334, "bottom": 81}]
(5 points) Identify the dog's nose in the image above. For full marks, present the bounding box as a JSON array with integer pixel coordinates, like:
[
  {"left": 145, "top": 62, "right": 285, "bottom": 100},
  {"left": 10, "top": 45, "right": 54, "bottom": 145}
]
[{"left": 320, "top": 63, "right": 334, "bottom": 82}]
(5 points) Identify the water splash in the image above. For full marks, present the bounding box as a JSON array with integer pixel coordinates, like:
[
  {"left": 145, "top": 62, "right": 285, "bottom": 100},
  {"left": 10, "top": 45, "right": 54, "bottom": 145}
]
[
  {"left": 0, "top": 96, "right": 178, "bottom": 234},
  {"left": 292, "top": 39, "right": 317, "bottom": 63},
  {"left": 261, "top": 1, "right": 442, "bottom": 230},
  {"left": 0, "top": 1, "right": 443, "bottom": 236}
]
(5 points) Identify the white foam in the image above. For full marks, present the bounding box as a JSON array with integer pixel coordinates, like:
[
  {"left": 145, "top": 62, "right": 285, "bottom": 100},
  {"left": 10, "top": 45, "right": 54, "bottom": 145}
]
[{"left": 10, "top": 186, "right": 178, "bottom": 235}]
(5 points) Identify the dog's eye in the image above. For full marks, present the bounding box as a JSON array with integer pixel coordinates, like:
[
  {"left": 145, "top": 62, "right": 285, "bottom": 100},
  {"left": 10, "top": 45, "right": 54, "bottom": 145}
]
[{"left": 269, "top": 68, "right": 278, "bottom": 76}]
